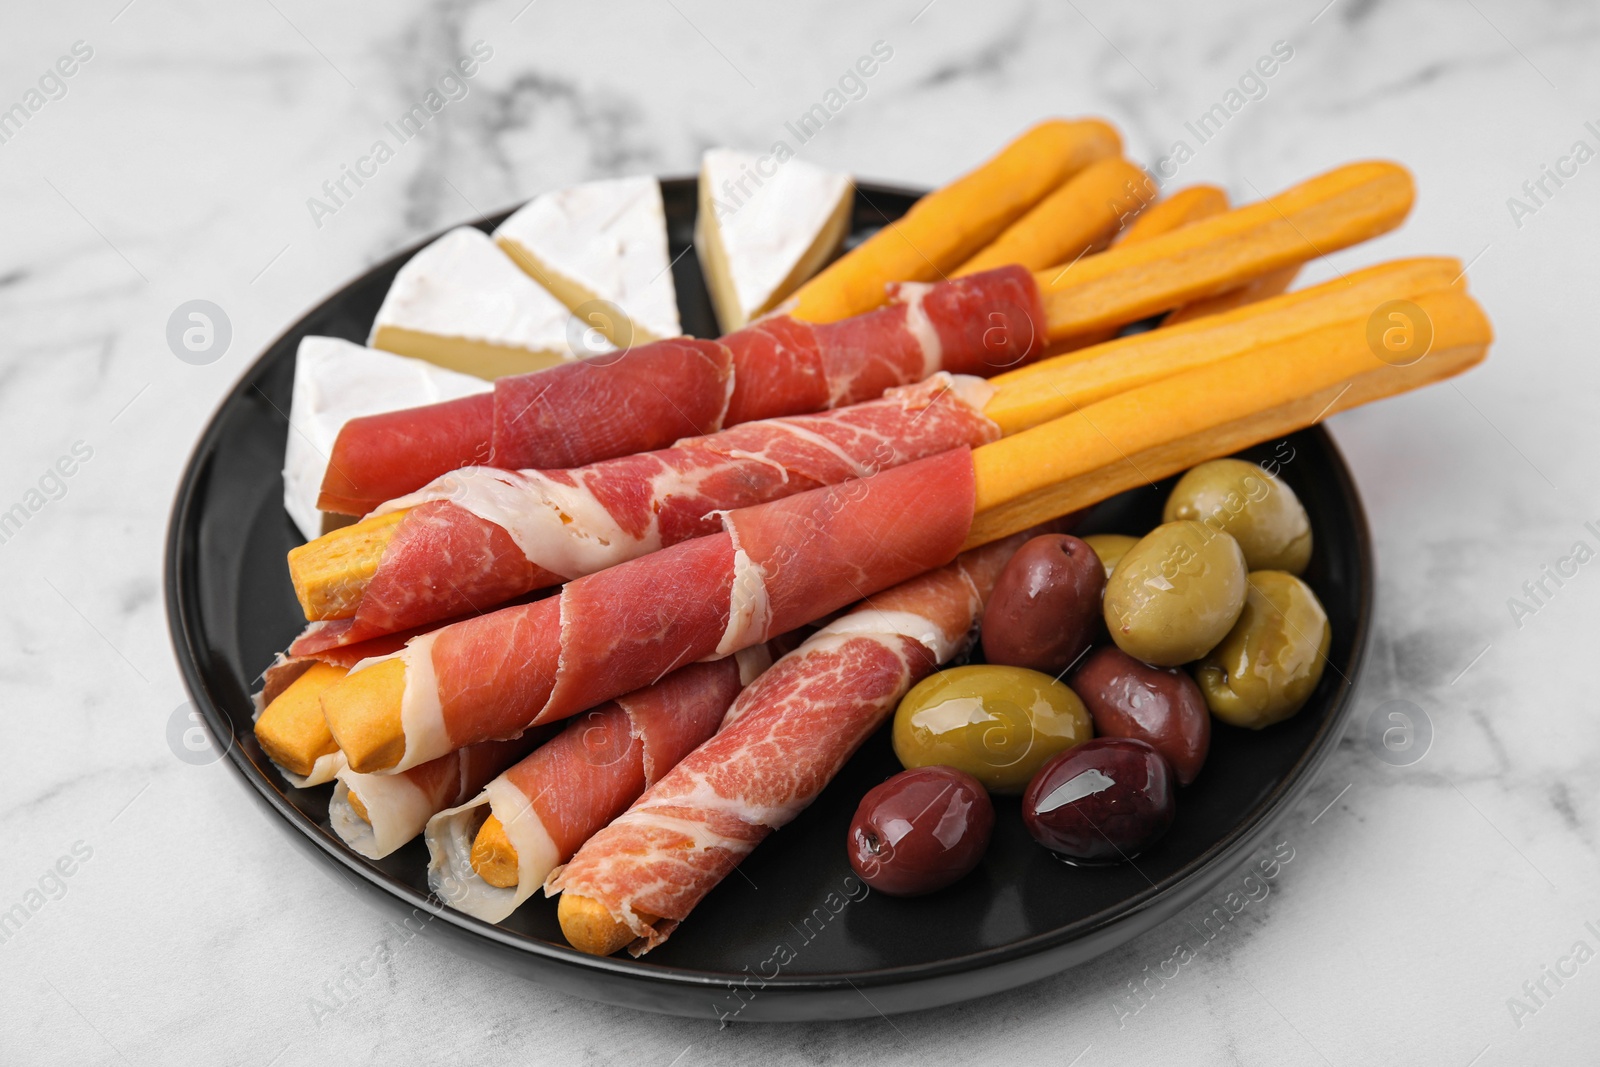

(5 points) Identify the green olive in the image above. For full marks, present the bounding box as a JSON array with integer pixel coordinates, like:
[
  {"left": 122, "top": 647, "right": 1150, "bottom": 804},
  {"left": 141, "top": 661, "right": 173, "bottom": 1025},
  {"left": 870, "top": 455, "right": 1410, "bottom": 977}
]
[
  {"left": 1163, "top": 459, "right": 1312, "bottom": 574},
  {"left": 1196, "top": 571, "right": 1331, "bottom": 729},
  {"left": 1103, "top": 521, "right": 1247, "bottom": 667},
  {"left": 892, "top": 665, "right": 1092, "bottom": 794},
  {"left": 1082, "top": 534, "right": 1139, "bottom": 578}
]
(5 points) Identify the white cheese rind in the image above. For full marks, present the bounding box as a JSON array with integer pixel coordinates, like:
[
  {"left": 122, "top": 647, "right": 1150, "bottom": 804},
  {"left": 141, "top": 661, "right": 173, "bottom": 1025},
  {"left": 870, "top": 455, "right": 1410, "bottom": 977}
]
[
  {"left": 370, "top": 226, "right": 610, "bottom": 360},
  {"left": 494, "top": 176, "right": 680, "bottom": 342},
  {"left": 281, "top": 337, "right": 490, "bottom": 542},
  {"left": 697, "top": 149, "right": 852, "bottom": 327}
]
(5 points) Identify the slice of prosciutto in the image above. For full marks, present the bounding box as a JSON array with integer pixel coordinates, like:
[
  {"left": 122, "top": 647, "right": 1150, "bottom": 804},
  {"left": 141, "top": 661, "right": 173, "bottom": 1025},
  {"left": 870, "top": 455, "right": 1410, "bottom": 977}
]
[
  {"left": 367, "top": 448, "right": 977, "bottom": 773},
  {"left": 261, "top": 625, "right": 426, "bottom": 705},
  {"left": 331, "top": 734, "right": 547, "bottom": 860},
  {"left": 424, "top": 652, "right": 764, "bottom": 922},
  {"left": 545, "top": 534, "right": 1028, "bottom": 954},
  {"left": 292, "top": 373, "right": 999, "bottom": 655},
  {"left": 318, "top": 266, "right": 1043, "bottom": 514}
]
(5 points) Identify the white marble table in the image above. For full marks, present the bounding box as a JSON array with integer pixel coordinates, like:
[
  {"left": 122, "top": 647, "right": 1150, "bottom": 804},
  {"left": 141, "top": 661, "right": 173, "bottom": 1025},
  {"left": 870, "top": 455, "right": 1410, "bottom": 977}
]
[{"left": 3, "top": 0, "right": 1596, "bottom": 1062}]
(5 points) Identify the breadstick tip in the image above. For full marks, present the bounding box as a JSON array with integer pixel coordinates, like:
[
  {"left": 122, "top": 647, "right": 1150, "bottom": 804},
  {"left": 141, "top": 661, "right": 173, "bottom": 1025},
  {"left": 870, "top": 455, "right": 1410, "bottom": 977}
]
[
  {"left": 254, "top": 661, "right": 347, "bottom": 777},
  {"left": 469, "top": 814, "right": 521, "bottom": 888},
  {"left": 558, "top": 893, "right": 647, "bottom": 957},
  {"left": 321, "top": 657, "right": 409, "bottom": 773}
]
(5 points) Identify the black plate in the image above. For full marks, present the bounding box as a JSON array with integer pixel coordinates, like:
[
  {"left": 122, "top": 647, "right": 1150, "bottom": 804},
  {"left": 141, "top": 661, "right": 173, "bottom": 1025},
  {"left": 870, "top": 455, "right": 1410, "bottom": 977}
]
[{"left": 165, "top": 179, "right": 1373, "bottom": 1021}]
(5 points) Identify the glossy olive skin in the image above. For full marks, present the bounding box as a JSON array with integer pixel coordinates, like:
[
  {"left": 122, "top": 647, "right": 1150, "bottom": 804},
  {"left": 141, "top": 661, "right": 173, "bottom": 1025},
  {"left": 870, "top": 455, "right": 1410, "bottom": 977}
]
[
  {"left": 981, "top": 535, "right": 1106, "bottom": 674},
  {"left": 1071, "top": 646, "right": 1210, "bottom": 785},
  {"left": 1163, "top": 459, "right": 1312, "bottom": 574},
  {"left": 893, "top": 665, "right": 1093, "bottom": 794},
  {"left": 1103, "top": 521, "right": 1248, "bottom": 667},
  {"left": 1196, "top": 571, "right": 1331, "bottom": 729},
  {"left": 1082, "top": 534, "right": 1139, "bottom": 578},
  {"left": 1022, "top": 738, "right": 1175, "bottom": 864},
  {"left": 848, "top": 767, "right": 994, "bottom": 896}
]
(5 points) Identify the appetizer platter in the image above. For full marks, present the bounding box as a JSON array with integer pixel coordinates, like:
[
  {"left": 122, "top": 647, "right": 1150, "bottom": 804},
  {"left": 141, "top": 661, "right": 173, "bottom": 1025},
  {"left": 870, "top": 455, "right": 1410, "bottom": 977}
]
[{"left": 166, "top": 119, "right": 1492, "bottom": 1020}]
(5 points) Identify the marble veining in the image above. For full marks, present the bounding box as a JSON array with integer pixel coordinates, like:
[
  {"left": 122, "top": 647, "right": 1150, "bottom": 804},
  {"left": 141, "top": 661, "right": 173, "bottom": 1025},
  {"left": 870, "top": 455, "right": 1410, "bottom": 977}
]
[{"left": 2, "top": 0, "right": 1598, "bottom": 1063}]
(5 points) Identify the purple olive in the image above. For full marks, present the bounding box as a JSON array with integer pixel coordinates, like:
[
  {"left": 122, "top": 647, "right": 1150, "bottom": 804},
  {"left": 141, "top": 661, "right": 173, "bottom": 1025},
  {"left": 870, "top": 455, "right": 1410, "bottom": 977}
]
[
  {"left": 1022, "top": 738, "right": 1175, "bottom": 864},
  {"left": 848, "top": 766, "right": 994, "bottom": 896},
  {"left": 1070, "top": 646, "right": 1210, "bottom": 785},
  {"left": 981, "top": 534, "right": 1106, "bottom": 674}
]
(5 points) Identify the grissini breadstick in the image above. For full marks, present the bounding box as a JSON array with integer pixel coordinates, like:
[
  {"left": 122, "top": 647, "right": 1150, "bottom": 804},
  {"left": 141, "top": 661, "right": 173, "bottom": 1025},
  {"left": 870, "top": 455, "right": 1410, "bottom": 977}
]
[
  {"left": 984, "top": 256, "right": 1463, "bottom": 433},
  {"left": 1126, "top": 183, "right": 1299, "bottom": 331},
  {"left": 1114, "top": 184, "right": 1229, "bottom": 244},
  {"left": 1164, "top": 265, "right": 1299, "bottom": 325},
  {"left": 1035, "top": 160, "right": 1414, "bottom": 340},
  {"left": 967, "top": 284, "right": 1491, "bottom": 546},
  {"left": 788, "top": 118, "right": 1122, "bottom": 323},
  {"left": 1039, "top": 182, "right": 1231, "bottom": 354},
  {"left": 251, "top": 620, "right": 453, "bottom": 779},
  {"left": 253, "top": 662, "right": 348, "bottom": 785},
  {"left": 320, "top": 278, "right": 1489, "bottom": 777},
  {"left": 289, "top": 511, "right": 407, "bottom": 622},
  {"left": 952, "top": 156, "right": 1155, "bottom": 276}
]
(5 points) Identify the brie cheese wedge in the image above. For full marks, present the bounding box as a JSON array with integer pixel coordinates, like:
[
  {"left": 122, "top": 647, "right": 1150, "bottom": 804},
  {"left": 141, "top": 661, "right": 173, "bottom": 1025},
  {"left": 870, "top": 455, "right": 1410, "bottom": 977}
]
[
  {"left": 494, "top": 176, "right": 680, "bottom": 345},
  {"left": 282, "top": 336, "right": 492, "bottom": 541},
  {"left": 694, "top": 149, "right": 852, "bottom": 332},
  {"left": 370, "top": 226, "right": 611, "bottom": 379}
]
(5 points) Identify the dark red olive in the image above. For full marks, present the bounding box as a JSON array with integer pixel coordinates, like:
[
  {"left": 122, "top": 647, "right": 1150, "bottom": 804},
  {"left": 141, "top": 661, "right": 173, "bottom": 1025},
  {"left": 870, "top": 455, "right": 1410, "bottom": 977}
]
[
  {"left": 981, "top": 534, "right": 1106, "bottom": 674},
  {"left": 1070, "top": 646, "right": 1210, "bottom": 785},
  {"left": 848, "top": 766, "right": 994, "bottom": 896},
  {"left": 1022, "top": 738, "right": 1174, "bottom": 864}
]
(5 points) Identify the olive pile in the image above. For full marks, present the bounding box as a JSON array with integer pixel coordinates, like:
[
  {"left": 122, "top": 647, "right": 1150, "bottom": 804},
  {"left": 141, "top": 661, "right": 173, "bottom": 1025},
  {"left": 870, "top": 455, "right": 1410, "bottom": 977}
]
[{"left": 847, "top": 458, "right": 1332, "bottom": 895}]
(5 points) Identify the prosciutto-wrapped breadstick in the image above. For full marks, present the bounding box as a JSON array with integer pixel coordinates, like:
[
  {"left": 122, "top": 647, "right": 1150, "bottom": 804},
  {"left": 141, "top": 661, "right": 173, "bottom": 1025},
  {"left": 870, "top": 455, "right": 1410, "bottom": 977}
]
[
  {"left": 320, "top": 267, "right": 1043, "bottom": 515},
  {"left": 547, "top": 535, "right": 1028, "bottom": 955},
  {"left": 252, "top": 619, "right": 458, "bottom": 786},
  {"left": 319, "top": 275, "right": 1490, "bottom": 779},
  {"left": 320, "top": 161, "right": 1413, "bottom": 514},
  {"left": 424, "top": 654, "right": 763, "bottom": 922},
  {"left": 288, "top": 373, "right": 1001, "bottom": 647},
  {"left": 331, "top": 735, "right": 545, "bottom": 859}
]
